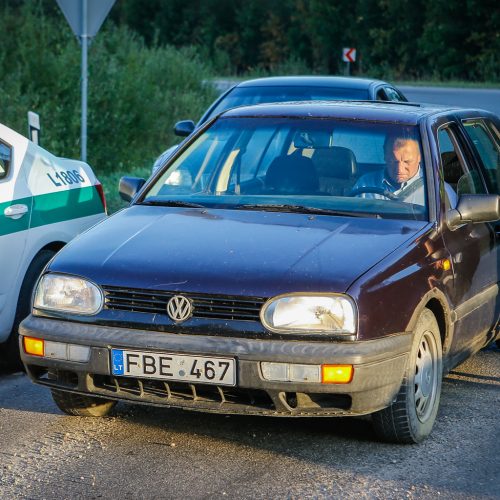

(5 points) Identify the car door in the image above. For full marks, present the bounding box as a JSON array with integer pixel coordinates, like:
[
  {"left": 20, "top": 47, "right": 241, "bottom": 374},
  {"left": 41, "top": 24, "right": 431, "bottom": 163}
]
[
  {"left": 461, "top": 117, "right": 500, "bottom": 321},
  {"left": 437, "top": 122, "right": 498, "bottom": 358},
  {"left": 0, "top": 137, "right": 32, "bottom": 340}
]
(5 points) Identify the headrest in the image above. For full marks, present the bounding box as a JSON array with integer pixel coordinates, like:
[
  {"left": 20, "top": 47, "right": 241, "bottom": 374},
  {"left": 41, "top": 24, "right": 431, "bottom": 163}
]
[
  {"left": 265, "top": 153, "right": 319, "bottom": 195},
  {"left": 441, "top": 151, "right": 463, "bottom": 184},
  {"left": 313, "top": 146, "right": 357, "bottom": 179}
]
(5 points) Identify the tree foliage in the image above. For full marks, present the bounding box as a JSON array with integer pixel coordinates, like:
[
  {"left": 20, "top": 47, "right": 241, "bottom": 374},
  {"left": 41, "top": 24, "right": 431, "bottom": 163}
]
[
  {"left": 109, "top": 0, "right": 499, "bottom": 81},
  {"left": 0, "top": 1, "right": 216, "bottom": 174}
]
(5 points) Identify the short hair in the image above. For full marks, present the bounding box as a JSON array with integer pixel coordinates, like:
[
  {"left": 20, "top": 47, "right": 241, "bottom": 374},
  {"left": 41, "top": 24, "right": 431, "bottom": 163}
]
[{"left": 384, "top": 133, "right": 420, "bottom": 154}]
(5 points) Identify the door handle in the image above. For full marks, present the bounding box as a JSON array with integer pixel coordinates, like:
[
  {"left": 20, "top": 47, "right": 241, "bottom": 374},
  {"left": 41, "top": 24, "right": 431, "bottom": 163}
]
[{"left": 4, "top": 204, "right": 29, "bottom": 220}]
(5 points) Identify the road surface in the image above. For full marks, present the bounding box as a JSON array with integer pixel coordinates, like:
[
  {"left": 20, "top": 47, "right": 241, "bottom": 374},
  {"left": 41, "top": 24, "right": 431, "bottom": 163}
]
[
  {"left": 0, "top": 343, "right": 498, "bottom": 499},
  {"left": 400, "top": 86, "right": 500, "bottom": 116}
]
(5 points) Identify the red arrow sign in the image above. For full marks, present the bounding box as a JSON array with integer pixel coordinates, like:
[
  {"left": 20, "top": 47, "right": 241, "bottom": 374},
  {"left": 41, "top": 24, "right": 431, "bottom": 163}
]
[{"left": 342, "top": 48, "right": 356, "bottom": 63}]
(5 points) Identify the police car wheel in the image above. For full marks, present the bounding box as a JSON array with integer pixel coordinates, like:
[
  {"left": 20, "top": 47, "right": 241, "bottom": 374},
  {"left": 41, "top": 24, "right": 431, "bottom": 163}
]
[
  {"left": 51, "top": 389, "right": 117, "bottom": 417},
  {"left": 0, "top": 249, "right": 55, "bottom": 371}
]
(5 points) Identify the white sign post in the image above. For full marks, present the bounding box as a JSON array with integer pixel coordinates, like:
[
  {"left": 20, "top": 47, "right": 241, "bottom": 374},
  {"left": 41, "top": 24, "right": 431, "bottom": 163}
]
[
  {"left": 342, "top": 47, "right": 356, "bottom": 76},
  {"left": 56, "top": 0, "right": 116, "bottom": 162},
  {"left": 27, "top": 111, "right": 41, "bottom": 145}
]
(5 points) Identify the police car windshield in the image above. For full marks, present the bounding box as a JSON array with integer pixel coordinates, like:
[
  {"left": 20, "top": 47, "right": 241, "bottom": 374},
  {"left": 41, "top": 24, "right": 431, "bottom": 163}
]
[{"left": 143, "top": 117, "right": 428, "bottom": 221}]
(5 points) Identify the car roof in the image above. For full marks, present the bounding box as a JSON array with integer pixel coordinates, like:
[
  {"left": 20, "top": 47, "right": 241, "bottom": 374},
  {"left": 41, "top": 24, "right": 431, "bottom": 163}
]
[
  {"left": 221, "top": 100, "right": 466, "bottom": 125},
  {"left": 235, "top": 76, "right": 388, "bottom": 90}
]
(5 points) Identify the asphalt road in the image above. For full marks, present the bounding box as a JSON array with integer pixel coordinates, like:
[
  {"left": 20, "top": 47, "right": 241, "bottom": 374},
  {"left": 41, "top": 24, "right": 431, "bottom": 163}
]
[
  {"left": 399, "top": 86, "right": 500, "bottom": 116},
  {"left": 0, "top": 343, "right": 498, "bottom": 499}
]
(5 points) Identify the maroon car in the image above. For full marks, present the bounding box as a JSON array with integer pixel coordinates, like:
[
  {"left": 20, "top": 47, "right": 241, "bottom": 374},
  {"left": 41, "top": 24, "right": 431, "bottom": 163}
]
[{"left": 20, "top": 101, "right": 500, "bottom": 443}]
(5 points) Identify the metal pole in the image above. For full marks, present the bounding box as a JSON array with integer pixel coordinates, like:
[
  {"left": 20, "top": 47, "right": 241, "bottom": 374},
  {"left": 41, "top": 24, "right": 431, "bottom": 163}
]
[{"left": 81, "top": 0, "right": 88, "bottom": 162}]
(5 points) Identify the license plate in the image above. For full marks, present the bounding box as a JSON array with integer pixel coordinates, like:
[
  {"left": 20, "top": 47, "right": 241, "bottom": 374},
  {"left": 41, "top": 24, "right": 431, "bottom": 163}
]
[{"left": 111, "top": 349, "right": 236, "bottom": 386}]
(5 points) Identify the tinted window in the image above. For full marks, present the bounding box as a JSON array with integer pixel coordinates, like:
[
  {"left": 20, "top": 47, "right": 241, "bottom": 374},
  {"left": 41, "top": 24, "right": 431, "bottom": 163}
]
[
  {"left": 0, "top": 142, "right": 12, "bottom": 180},
  {"left": 462, "top": 119, "right": 500, "bottom": 193},
  {"left": 145, "top": 118, "right": 427, "bottom": 221},
  {"left": 203, "top": 86, "right": 370, "bottom": 123}
]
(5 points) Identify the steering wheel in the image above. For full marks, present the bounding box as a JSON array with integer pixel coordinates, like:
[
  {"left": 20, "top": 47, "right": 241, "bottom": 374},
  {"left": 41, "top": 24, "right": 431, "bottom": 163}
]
[{"left": 349, "top": 186, "right": 398, "bottom": 200}]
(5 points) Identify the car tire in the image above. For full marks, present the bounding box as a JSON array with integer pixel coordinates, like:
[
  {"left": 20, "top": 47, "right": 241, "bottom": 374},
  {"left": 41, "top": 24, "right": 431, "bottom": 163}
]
[
  {"left": 51, "top": 389, "right": 117, "bottom": 417},
  {"left": 0, "top": 249, "right": 55, "bottom": 372},
  {"left": 372, "top": 308, "right": 443, "bottom": 444}
]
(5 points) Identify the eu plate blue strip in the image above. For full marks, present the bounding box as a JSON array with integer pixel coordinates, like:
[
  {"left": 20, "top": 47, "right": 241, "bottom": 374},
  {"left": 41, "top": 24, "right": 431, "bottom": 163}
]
[{"left": 111, "top": 349, "right": 124, "bottom": 375}]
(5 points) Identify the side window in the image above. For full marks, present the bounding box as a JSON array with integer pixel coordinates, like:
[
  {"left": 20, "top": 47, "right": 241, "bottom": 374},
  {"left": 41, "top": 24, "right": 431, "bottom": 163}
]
[
  {"left": 462, "top": 119, "right": 500, "bottom": 194},
  {"left": 0, "top": 141, "right": 12, "bottom": 180},
  {"left": 376, "top": 88, "right": 388, "bottom": 101},
  {"left": 438, "top": 126, "right": 486, "bottom": 208},
  {"left": 384, "top": 87, "right": 403, "bottom": 102}
]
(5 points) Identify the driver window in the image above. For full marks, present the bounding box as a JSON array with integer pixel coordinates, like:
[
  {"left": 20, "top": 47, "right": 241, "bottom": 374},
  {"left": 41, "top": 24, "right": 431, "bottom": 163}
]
[
  {"left": 438, "top": 127, "right": 486, "bottom": 208},
  {"left": 0, "top": 142, "right": 11, "bottom": 180},
  {"left": 462, "top": 119, "right": 500, "bottom": 194}
]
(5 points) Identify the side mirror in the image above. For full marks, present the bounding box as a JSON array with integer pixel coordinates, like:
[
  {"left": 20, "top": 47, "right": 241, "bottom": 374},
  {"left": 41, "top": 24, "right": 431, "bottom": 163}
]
[
  {"left": 174, "top": 120, "right": 195, "bottom": 137},
  {"left": 119, "top": 176, "right": 146, "bottom": 202},
  {"left": 446, "top": 194, "right": 500, "bottom": 229}
]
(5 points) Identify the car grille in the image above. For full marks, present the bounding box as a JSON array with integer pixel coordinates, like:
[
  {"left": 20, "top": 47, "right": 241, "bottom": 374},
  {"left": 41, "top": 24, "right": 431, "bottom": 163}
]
[
  {"left": 102, "top": 285, "right": 265, "bottom": 322},
  {"left": 92, "top": 375, "right": 275, "bottom": 410}
]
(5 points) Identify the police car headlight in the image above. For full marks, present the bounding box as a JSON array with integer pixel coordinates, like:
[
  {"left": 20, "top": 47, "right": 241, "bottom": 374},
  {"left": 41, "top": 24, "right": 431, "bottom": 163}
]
[
  {"left": 261, "top": 294, "right": 356, "bottom": 334},
  {"left": 34, "top": 274, "right": 103, "bottom": 315}
]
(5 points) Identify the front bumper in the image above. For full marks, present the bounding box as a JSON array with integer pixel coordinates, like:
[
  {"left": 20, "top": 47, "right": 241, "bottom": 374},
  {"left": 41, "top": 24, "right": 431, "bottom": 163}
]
[{"left": 20, "top": 315, "right": 411, "bottom": 416}]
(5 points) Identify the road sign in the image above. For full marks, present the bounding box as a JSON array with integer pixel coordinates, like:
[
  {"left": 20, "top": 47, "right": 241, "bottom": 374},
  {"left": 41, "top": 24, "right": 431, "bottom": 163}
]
[
  {"left": 56, "top": 0, "right": 116, "bottom": 162},
  {"left": 342, "top": 48, "right": 356, "bottom": 63},
  {"left": 56, "top": 0, "right": 116, "bottom": 38}
]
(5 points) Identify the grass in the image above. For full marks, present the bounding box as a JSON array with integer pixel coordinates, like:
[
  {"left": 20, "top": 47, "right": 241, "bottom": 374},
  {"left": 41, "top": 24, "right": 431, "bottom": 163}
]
[{"left": 98, "top": 165, "right": 152, "bottom": 215}]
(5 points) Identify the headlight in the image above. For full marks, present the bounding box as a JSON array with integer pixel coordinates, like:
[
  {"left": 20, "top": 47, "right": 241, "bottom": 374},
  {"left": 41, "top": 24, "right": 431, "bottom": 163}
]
[
  {"left": 34, "top": 274, "right": 103, "bottom": 315},
  {"left": 261, "top": 294, "right": 356, "bottom": 334}
]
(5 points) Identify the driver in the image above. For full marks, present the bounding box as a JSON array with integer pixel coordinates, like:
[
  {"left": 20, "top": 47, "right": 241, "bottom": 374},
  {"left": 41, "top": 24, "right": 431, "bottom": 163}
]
[{"left": 352, "top": 134, "right": 425, "bottom": 205}]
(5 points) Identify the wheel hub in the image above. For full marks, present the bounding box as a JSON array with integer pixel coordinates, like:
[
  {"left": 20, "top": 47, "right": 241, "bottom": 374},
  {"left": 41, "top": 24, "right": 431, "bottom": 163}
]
[{"left": 414, "top": 331, "right": 438, "bottom": 421}]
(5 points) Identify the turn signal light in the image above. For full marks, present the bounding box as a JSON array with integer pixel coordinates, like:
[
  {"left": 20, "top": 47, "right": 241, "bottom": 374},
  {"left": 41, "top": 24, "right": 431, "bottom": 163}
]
[
  {"left": 321, "top": 364, "right": 353, "bottom": 384},
  {"left": 23, "top": 336, "right": 44, "bottom": 357}
]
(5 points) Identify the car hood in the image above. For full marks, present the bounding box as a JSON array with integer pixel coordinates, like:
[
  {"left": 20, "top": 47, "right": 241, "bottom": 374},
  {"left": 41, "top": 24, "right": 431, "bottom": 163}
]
[{"left": 51, "top": 206, "right": 425, "bottom": 298}]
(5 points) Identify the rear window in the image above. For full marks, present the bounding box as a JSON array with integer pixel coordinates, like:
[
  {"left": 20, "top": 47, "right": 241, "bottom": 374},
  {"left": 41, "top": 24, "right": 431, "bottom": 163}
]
[{"left": 203, "top": 86, "right": 370, "bottom": 123}]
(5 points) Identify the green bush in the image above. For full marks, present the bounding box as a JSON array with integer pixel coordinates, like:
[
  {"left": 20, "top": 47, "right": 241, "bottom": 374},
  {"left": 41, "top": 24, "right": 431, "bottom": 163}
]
[{"left": 0, "top": 1, "right": 217, "bottom": 177}]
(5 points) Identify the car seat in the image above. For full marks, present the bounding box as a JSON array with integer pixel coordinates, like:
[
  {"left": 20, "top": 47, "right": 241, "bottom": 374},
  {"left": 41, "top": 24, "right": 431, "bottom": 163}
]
[
  {"left": 265, "top": 152, "right": 319, "bottom": 195},
  {"left": 313, "top": 146, "right": 358, "bottom": 195}
]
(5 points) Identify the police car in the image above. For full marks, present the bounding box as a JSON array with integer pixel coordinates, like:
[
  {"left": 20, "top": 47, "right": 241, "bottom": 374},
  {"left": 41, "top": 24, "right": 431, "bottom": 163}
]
[{"left": 0, "top": 122, "right": 106, "bottom": 370}]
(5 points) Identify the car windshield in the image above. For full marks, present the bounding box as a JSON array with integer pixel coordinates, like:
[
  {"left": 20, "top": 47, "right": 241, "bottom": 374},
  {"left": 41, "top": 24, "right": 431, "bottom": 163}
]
[
  {"left": 143, "top": 117, "right": 428, "bottom": 221},
  {"left": 202, "top": 86, "right": 370, "bottom": 123}
]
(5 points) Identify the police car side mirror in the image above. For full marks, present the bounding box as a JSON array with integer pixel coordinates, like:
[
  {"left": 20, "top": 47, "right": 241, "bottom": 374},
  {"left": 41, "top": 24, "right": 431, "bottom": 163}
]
[
  {"left": 446, "top": 194, "right": 500, "bottom": 229},
  {"left": 119, "top": 176, "right": 146, "bottom": 202},
  {"left": 174, "top": 120, "right": 195, "bottom": 137}
]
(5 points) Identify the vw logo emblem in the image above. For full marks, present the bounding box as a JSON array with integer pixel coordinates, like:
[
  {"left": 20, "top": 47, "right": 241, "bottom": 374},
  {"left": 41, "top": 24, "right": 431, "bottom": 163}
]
[{"left": 167, "top": 295, "right": 192, "bottom": 322}]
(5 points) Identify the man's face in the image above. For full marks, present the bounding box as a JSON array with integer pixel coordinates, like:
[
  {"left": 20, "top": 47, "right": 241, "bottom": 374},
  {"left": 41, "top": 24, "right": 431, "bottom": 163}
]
[{"left": 385, "top": 139, "right": 421, "bottom": 184}]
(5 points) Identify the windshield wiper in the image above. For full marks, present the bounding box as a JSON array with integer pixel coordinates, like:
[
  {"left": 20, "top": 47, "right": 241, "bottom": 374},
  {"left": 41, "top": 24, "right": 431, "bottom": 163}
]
[
  {"left": 238, "top": 204, "right": 381, "bottom": 218},
  {"left": 139, "top": 199, "right": 206, "bottom": 208}
]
